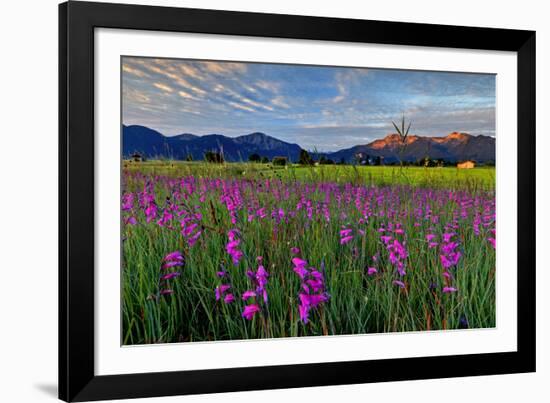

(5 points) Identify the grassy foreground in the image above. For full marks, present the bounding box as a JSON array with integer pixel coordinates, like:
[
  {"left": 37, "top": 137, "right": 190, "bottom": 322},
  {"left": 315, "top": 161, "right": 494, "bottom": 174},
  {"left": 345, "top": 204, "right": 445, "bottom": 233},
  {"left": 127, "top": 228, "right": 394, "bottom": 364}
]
[{"left": 122, "top": 162, "right": 495, "bottom": 345}]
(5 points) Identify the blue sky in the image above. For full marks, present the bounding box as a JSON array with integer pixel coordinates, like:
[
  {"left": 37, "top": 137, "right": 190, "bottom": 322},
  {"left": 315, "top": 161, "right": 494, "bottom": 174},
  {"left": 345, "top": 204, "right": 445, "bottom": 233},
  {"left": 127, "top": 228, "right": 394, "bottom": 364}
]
[{"left": 122, "top": 57, "right": 495, "bottom": 152}]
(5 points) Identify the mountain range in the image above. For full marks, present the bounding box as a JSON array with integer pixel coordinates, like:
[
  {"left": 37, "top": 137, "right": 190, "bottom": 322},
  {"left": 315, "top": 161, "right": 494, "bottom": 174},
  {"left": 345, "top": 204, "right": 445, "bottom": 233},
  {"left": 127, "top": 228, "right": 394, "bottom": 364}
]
[
  {"left": 326, "top": 132, "right": 495, "bottom": 164},
  {"left": 122, "top": 125, "right": 495, "bottom": 163},
  {"left": 123, "top": 125, "right": 303, "bottom": 162}
]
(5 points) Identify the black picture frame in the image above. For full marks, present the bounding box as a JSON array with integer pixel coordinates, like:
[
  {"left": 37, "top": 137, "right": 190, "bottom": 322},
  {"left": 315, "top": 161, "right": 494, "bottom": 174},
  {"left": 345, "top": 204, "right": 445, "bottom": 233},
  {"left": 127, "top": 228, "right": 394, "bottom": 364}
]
[{"left": 59, "top": 1, "right": 536, "bottom": 401}]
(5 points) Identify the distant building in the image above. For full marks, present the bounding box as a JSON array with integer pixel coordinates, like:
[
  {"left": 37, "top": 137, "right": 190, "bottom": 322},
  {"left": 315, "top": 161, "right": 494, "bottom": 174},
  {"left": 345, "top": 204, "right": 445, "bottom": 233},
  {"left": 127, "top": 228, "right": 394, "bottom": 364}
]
[
  {"left": 457, "top": 160, "right": 475, "bottom": 169},
  {"left": 131, "top": 152, "right": 144, "bottom": 162},
  {"left": 272, "top": 156, "right": 288, "bottom": 166}
]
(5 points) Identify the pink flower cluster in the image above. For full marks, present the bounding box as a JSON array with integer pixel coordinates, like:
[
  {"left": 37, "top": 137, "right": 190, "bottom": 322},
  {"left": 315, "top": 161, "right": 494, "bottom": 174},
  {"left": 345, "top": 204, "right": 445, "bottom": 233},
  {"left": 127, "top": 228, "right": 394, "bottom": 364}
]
[
  {"left": 180, "top": 210, "right": 203, "bottom": 247},
  {"left": 381, "top": 234, "right": 408, "bottom": 277},
  {"left": 339, "top": 228, "right": 354, "bottom": 245},
  {"left": 215, "top": 266, "right": 235, "bottom": 304},
  {"left": 159, "top": 251, "right": 184, "bottom": 296},
  {"left": 292, "top": 256, "right": 330, "bottom": 324},
  {"left": 241, "top": 258, "right": 270, "bottom": 321},
  {"left": 439, "top": 232, "right": 461, "bottom": 293},
  {"left": 226, "top": 229, "right": 244, "bottom": 266}
]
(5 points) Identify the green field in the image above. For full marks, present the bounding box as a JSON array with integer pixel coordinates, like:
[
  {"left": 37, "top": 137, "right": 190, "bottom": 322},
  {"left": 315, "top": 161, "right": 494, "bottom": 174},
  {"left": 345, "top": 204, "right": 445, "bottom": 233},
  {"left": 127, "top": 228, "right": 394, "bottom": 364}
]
[
  {"left": 123, "top": 160, "right": 495, "bottom": 190},
  {"left": 122, "top": 161, "right": 495, "bottom": 344}
]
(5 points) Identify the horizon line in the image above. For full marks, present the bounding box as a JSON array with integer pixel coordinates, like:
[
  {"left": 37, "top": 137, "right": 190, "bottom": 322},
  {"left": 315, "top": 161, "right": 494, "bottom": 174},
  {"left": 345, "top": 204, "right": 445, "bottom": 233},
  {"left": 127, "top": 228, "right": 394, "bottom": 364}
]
[{"left": 122, "top": 123, "right": 493, "bottom": 144}]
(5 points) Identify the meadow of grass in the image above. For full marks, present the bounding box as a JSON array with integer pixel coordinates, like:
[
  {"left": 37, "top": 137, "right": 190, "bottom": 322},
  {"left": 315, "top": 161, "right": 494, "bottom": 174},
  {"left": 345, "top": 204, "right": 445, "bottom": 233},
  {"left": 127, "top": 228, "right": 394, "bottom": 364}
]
[
  {"left": 122, "top": 161, "right": 495, "bottom": 345},
  {"left": 124, "top": 160, "right": 495, "bottom": 190}
]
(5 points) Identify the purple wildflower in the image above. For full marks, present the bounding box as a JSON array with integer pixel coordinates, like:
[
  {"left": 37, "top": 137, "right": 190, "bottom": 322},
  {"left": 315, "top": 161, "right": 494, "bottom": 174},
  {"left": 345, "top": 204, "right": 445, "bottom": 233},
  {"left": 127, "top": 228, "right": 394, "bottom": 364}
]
[
  {"left": 392, "top": 280, "right": 405, "bottom": 288},
  {"left": 226, "top": 233, "right": 244, "bottom": 266},
  {"left": 125, "top": 216, "right": 137, "bottom": 225},
  {"left": 122, "top": 193, "right": 134, "bottom": 211},
  {"left": 292, "top": 257, "right": 307, "bottom": 268},
  {"left": 340, "top": 228, "right": 353, "bottom": 237},
  {"left": 164, "top": 251, "right": 184, "bottom": 262},
  {"left": 293, "top": 257, "right": 330, "bottom": 324},
  {"left": 187, "top": 230, "right": 202, "bottom": 247},
  {"left": 215, "top": 284, "right": 231, "bottom": 301},
  {"left": 161, "top": 272, "right": 180, "bottom": 281},
  {"left": 380, "top": 235, "right": 392, "bottom": 244},
  {"left": 339, "top": 228, "right": 354, "bottom": 245},
  {"left": 443, "top": 232, "right": 456, "bottom": 243},
  {"left": 340, "top": 236, "right": 353, "bottom": 245},
  {"left": 242, "top": 290, "right": 257, "bottom": 300},
  {"left": 242, "top": 304, "right": 260, "bottom": 320}
]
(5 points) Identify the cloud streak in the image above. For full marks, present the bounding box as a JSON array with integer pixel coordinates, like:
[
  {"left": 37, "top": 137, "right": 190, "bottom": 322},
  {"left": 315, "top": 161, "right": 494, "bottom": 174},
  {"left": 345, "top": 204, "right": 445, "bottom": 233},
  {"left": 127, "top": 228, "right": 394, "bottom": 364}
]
[{"left": 153, "top": 82, "right": 173, "bottom": 93}]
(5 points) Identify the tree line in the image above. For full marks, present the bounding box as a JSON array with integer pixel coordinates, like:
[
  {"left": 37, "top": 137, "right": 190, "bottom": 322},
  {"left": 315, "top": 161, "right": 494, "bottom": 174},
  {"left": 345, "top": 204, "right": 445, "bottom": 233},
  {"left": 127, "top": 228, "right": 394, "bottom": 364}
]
[{"left": 198, "top": 150, "right": 493, "bottom": 167}]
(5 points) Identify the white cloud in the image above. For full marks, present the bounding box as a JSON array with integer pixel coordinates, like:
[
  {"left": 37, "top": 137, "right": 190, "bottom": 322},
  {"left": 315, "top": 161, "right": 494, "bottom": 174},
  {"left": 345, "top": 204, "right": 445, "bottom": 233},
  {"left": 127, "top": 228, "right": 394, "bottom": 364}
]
[
  {"left": 180, "top": 108, "right": 201, "bottom": 115},
  {"left": 203, "top": 62, "right": 247, "bottom": 74},
  {"left": 122, "top": 64, "right": 149, "bottom": 78},
  {"left": 228, "top": 101, "right": 255, "bottom": 112},
  {"left": 271, "top": 96, "right": 290, "bottom": 109},
  {"left": 153, "top": 82, "right": 173, "bottom": 93},
  {"left": 139, "top": 60, "right": 208, "bottom": 97},
  {"left": 178, "top": 90, "right": 195, "bottom": 99},
  {"left": 178, "top": 64, "right": 204, "bottom": 80},
  {"left": 255, "top": 80, "right": 279, "bottom": 93},
  {"left": 123, "top": 87, "right": 150, "bottom": 103}
]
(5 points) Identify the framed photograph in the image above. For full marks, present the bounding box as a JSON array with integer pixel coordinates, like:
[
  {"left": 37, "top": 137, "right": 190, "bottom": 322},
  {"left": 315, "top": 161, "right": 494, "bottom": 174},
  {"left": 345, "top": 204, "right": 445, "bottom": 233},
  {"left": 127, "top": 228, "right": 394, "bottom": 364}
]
[{"left": 59, "top": 1, "right": 536, "bottom": 401}]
